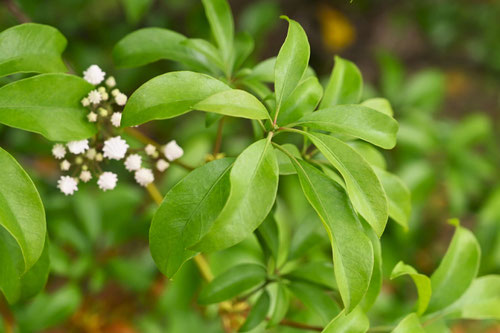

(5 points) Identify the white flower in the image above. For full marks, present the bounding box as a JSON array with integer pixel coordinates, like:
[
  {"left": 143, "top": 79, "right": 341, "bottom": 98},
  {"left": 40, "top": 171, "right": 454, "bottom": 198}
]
[
  {"left": 156, "top": 159, "right": 170, "bottom": 172},
  {"left": 106, "top": 76, "right": 116, "bottom": 88},
  {"left": 67, "top": 139, "right": 89, "bottom": 154},
  {"left": 115, "top": 93, "right": 127, "bottom": 106},
  {"left": 163, "top": 140, "right": 184, "bottom": 161},
  {"left": 60, "top": 159, "right": 71, "bottom": 171},
  {"left": 57, "top": 176, "right": 78, "bottom": 195},
  {"left": 134, "top": 168, "right": 154, "bottom": 187},
  {"left": 81, "top": 97, "right": 90, "bottom": 107},
  {"left": 97, "top": 172, "right": 117, "bottom": 191},
  {"left": 111, "top": 89, "right": 120, "bottom": 97},
  {"left": 87, "top": 112, "right": 97, "bottom": 122},
  {"left": 124, "top": 154, "right": 142, "bottom": 171},
  {"left": 102, "top": 136, "right": 129, "bottom": 160},
  {"left": 79, "top": 170, "right": 92, "bottom": 183},
  {"left": 86, "top": 148, "right": 97, "bottom": 160},
  {"left": 111, "top": 112, "right": 122, "bottom": 127},
  {"left": 88, "top": 90, "right": 102, "bottom": 105},
  {"left": 83, "top": 65, "right": 106, "bottom": 85},
  {"left": 145, "top": 144, "right": 157, "bottom": 156},
  {"left": 52, "top": 144, "right": 66, "bottom": 159}
]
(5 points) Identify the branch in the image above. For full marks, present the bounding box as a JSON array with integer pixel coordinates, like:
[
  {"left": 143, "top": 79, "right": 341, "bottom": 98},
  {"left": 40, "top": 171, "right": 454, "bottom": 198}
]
[
  {"left": 4, "top": 0, "right": 30, "bottom": 23},
  {"left": 278, "top": 319, "right": 323, "bottom": 331},
  {"left": 213, "top": 116, "right": 225, "bottom": 156},
  {"left": 0, "top": 295, "right": 14, "bottom": 333}
]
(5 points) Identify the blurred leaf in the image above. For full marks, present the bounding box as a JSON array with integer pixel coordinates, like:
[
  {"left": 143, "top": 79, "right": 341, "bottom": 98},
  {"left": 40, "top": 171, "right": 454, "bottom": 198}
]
[
  {"left": 289, "top": 281, "right": 339, "bottom": 323},
  {"left": 391, "top": 313, "right": 425, "bottom": 333},
  {"left": 121, "top": 0, "right": 153, "bottom": 25},
  {"left": 198, "top": 263, "right": 266, "bottom": 304},
  {"left": 267, "top": 283, "right": 290, "bottom": 327},
  {"left": 192, "top": 139, "right": 279, "bottom": 252},
  {"left": 256, "top": 213, "right": 279, "bottom": 261},
  {"left": 239, "top": 290, "right": 270, "bottom": 332},
  {"left": 122, "top": 71, "right": 230, "bottom": 127},
  {"left": 0, "top": 23, "right": 67, "bottom": 78},
  {"left": 233, "top": 32, "right": 254, "bottom": 71},
  {"left": 72, "top": 191, "right": 101, "bottom": 242},
  {"left": 0, "top": 74, "right": 95, "bottom": 141},
  {"left": 202, "top": 0, "right": 234, "bottom": 67},
  {"left": 150, "top": 158, "right": 233, "bottom": 277},
  {"left": 277, "top": 76, "right": 323, "bottom": 126},
  {"left": 361, "top": 98, "right": 394, "bottom": 116},
  {"left": 376, "top": 51, "right": 404, "bottom": 103},
  {"left": 320, "top": 56, "right": 362, "bottom": 108},
  {"left": 239, "top": 1, "right": 279, "bottom": 40},
  {"left": 390, "top": 261, "right": 431, "bottom": 315},
  {"left": 286, "top": 261, "right": 336, "bottom": 290},
  {"left": 322, "top": 306, "right": 369, "bottom": 333},
  {"left": 107, "top": 253, "right": 156, "bottom": 292},
  {"left": 403, "top": 69, "right": 445, "bottom": 113}
]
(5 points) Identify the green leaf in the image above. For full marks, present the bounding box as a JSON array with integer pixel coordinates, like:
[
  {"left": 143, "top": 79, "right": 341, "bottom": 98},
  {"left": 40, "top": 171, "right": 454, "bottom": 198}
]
[
  {"left": 194, "top": 89, "right": 271, "bottom": 120},
  {"left": 113, "top": 28, "right": 208, "bottom": 71},
  {"left": 202, "top": 0, "right": 234, "bottom": 66},
  {"left": 183, "top": 38, "right": 225, "bottom": 72},
  {"left": 322, "top": 306, "right": 369, "bottom": 333},
  {"left": 256, "top": 213, "right": 279, "bottom": 261},
  {"left": 0, "top": 73, "right": 96, "bottom": 141},
  {"left": 268, "top": 283, "right": 290, "bottom": 327},
  {"left": 122, "top": 71, "right": 230, "bottom": 127},
  {"left": 248, "top": 57, "right": 275, "bottom": 82},
  {"left": 275, "top": 143, "right": 301, "bottom": 175},
  {"left": 150, "top": 158, "right": 233, "bottom": 278},
  {"left": 191, "top": 138, "right": 279, "bottom": 252},
  {"left": 446, "top": 275, "right": 500, "bottom": 320},
  {"left": 295, "top": 105, "right": 399, "bottom": 149},
  {"left": 403, "top": 69, "right": 445, "bottom": 113},
  {"left": 233, "top": 32, "right": 254, "bottom": 71},
  {"left": 198, "top": 263, "right": 266, "bottom": 304},
  {"left": 291, "top": 158, "right": 373, "bottom": 311},
  {"left": 0, "top": 23, "right": 67, "bottom": 78},
  {"left": 305, "top": 132, "right": 388, "bottom": 237},
  {"left": 426, "top": 221, "right": 481, "bottom": 314},
  {"left": 361, "top": 98, "right": 394, "bottom": 116},
  {"left": 320, "top": 56, "right": 363, "bottom": 108},
  {"left": 289, "top": 281, "right": 339, "bottom": 324},
  {"left": 391, "top": 313, "right": 425, "bottom": 333},
  {"left": 390, "top": 261, "right": 431, "bottom": 315},
  {"left": 239, "top": 290, "right": 270, "bottom": 332},
  {"left": 121, "top": 0, "right": 153, "bottom": 24},
  {"left": 286, "top": 261, "right": 336, "bottom": 290},
  {"left": 18, "top": 238, "right": 50, "bottom": 302},
  {"left": 275, "top": 17, "right": 310, "bottom": 109},
  {"left": 361, "top": 221, "right": 382, "bottom": 311},
  {"left": 0, "top": 148, "right": 46, "bottom": 274},
  {"left": 277, "top": 76, "right": 323, "bottom": 126},
  {"left": 373, "top": 167, "right": 411, "bottom": 230}
]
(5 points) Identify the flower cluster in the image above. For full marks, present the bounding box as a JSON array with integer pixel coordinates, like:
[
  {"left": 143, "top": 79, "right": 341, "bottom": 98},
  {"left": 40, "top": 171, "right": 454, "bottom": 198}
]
[{"left": 53, "top": 65, "right": 184, "bottom": 195}]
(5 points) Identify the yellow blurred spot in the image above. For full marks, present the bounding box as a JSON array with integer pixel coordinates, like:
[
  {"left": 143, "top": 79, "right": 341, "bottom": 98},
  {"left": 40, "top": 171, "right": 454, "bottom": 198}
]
[
  {"left": 446, "top": 69, "right": 469, "bottom": 97},
  {"left": 317, "top": 5, "right": 356, "bottom": 52}
]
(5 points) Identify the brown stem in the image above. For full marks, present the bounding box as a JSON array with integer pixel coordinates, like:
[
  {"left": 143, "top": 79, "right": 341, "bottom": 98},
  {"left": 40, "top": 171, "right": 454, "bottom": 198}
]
[
  {"left": 0, "top": 295, "right": 14, "bottom": 333},
  {"left": 4, "top": 0, "right": 30, "bottom": 23},
  {"left": 278, "top": 319, "right": 322, "bottom": 331},
  {"left": 213, "top": 117, "right": 225, "bottom": 156}
]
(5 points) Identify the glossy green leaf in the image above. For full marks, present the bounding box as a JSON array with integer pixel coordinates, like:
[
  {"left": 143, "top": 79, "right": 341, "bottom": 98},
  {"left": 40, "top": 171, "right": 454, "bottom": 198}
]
[
  {"left": 275, "top": 17, "right": 310, "bottom": 109},
  {"left": 275, "top": 143, "right": 301, "bottom": 175},
  {"left": 391, "top": 313, "right": 425, "bottom": 333},
  {"left": 361, "top": 98, "right": 393, "bottom": 116},
  {"left": 361, "top": 222, "right": 382, "bottom": 311},
  {"left": 390, "top": 261, "right": 431, "bottom": 315},
  {"left": 248, "top": 57, "right": 275, "bottom": 82},
  {"left": 292, "top": 158, "right": 373, "bottom": 311},
  {"left": 295, "top": 105, "right": 398, "bottom": 149},
  {"left": 192, "top": 139, "right": 279, "bottom": 252},
  {"left": 233, "top": 32, "right": 254, "bottom": 71},
  {"left": 305, "top": 132, "right": 388, "bottom": 237},
  {"left": 150, "top": 158, "right": 233, "bottom": 277},
  {"left": 277, "top": 76, "right": 323, "bottom": 126},
  {"left": 322, "top": 306, "right": 369, "bottom": 333},
  {"left": 0, "top": 147, "right": 46, "bottom": 273},
  {"left": 239, "top": 290, "right": 270, "bottom": 332},
  {"left": 0, "top": 73, "right": 95, "bottom": 141},
  {"left": 183, "top": 38, "right": 225, "bottom": 71},
  {"left": 349, "top": 141, "right": 387, "bottom": 170},
  {"left": 289, "top": 281, "right": 339, "bottom": 323},
  {"left": 426, "top": 221, "right": 481, "bottom": 314},
  {"left": 320, "top": 56, "right": 362, "bottom": 108},
  {"left": 268, "top": 283, "right": 290, "bottom": 327},
  {"left": 198, "top": 263, "right": 266, "bottom": 304},
  {"left": 256, "top": 213, "right": 279, "bottom": 260},
  {"left": 0, "top": 23, "right": 67, "bottom": 77},
  {"left": 122, "top": 71, "right": 230, "bottom": 127},
  {"left": 286, "top": 261, "right": 336, "bottom": 290},
  {"left": 18, "top": 238, "right": 50, "bottom": 302},
  {"left": 373, "top": 167, "right": 411, "bottom": 230},
  {"left": 194, "top": 89, "right": 271, "bottom": 120},
  {"left": 202, "top": 0, "right": 234, "bottom": 65}
]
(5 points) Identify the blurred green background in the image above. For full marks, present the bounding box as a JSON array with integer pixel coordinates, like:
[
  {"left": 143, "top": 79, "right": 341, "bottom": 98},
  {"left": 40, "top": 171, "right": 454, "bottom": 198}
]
[{"left": 0, "top": 0, "right": 499, "bottom": 332}]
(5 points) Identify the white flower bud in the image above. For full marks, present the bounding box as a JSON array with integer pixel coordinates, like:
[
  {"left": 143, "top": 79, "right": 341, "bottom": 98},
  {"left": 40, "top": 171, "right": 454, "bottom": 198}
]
[
  {"left": 102, "top": 136, "right": 129, "bottom": 160},
  {"left": 145, "top": 144, "right": 157, "bottom": 156},
  {"left": 134, "top": 168, "right": 154, "bottom": 187},
  {"left": 95, "top": 153, "right": 103, "bottom": 162},
  {"left": 98, "top": 87, "right": 106, "bottom": 93},
  {"left": 81, "top": 97, "right": 90, "bottom": 107},
  {"left": 111, "top": 112, "right": 122, "bottom": 127},
  {"left": 57, "top": 176, "right": 78, "bottom": 195},
  {"left": 97, "top": 172, "right": 117, "bottom": 191},
  {"left": 101, "top": 92, "right": 109, "bottom": 101},
  {"left": 156, "top": 159, "right": 170, "bottom": 172},
  {"left": 88, "top": 90, "right": 102, "bottom": 105},
  {"left": 106, "top": 76, "right": 116, "bottom": 88},
  {"left": 111, "top": 89, "right": 120, "bottom": 97},
  {"left": 75, "top": 156, "right": 83, "bottom": 164},
  {"left": 67, "top": 139, "right": 89, "bottom": 154},
  {"left": 86, "top": 148, "right": 97, "bottom": 160},
  {"left": 98, "top": 107, "right": 108, "bottom": 117},
  {"left": 87, "top": 112, "right": 98, "bottom": 122},
  {"left": 163, "top": 140, "right": 184, "bottom": 161},
  {"left": 60, "top": 159, "right": 71, "bottom": 171},
  {"left": 124, "top": 154, "right": 142, "bottom": 171},
  {"left": 52, "top": 144, "right": 66, "bottom": 159},
  {"left": 83, "top": 65, "right": 106, "bottom": 85},
  {"left": 79, "top": 170, "right": 92, "bottom": 183},
  {"left": 115, "top": 93, "right": 127, "bottom": 106}
]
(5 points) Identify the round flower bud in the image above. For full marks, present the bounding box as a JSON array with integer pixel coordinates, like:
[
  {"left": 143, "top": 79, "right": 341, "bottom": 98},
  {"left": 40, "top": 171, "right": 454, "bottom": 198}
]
[
  {"left": 115, "top": 93, "right": 127, "bottom": 106},
  {"left": 163, "top": 140, "right": 184, "bottom": 161},
  {"left": 156, "top": 159, "right": 170, "bottom": 172},
  {"left": 145, "top": 144, "right": 157, "bottom": 156},
  {"left": 111, "top": 89, "right": 120, "bottom": 97},
  {"left": 111, "top": 112, "right": 122, "bottom": 127},
  {"left": 67, "top": 139, "right": 89, "bottom": 154},
  {"left": 98, "top": 107, "right": 108, "bottom": 117},
  {"left": 87, "top": 112, "right": 98, "bottom": 122},
  {"left": 57, "top": 176, "right": 78, "bottom": 195},
  {"left": 83, "top": 65, "right": 106, "bottom": 85},
  {"left": 81, "top": 97, "right": 90, "bottom": 107},
  {"left": 106, "top": 76, "right": 116, "bottom": 88},
  {"left": 97, "top": 172, "right": 117, "bottom": 191},
  {"left": 134, "top": 168, "right": 154, "bottom": 187},
  {"left": 52, "top": 144, "right": 66, "bottom": 159},
  {"left": 79, "top": 170, "right": 92, "bottom": 183},
  {"left": 75, "top": 156, "right": 83, "bottom": 165},
  {"left": 124, "top": 154, "right": 142, "bottom": 171},
  {"left": 103, "top": 136, "right": 129, "bottom": 160},
  {"left": 86, "top": 148, "right": 97, "bottom": 160},
  {"left": 88, "top": 89, "right": 102, "bottom": 105},
  {"left": 60, "top": 159, "right": 71, "bottom": 171},
  {"left": 95, "top": 153, "right": 103, "bottom": 162}
]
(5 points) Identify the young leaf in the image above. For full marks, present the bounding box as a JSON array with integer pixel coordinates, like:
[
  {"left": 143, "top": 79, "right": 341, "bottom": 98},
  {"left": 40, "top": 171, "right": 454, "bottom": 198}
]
[
  {"left": 239, "top": 290, "right": 270, "bottom": 332},
  {"left": 391, "top": 313, "right": 425, "bottom": 333},
  {"left": 361, "top": 98, "right": 394, "bottom": 116},
  {"left": 288, "top": 281, "right": 339, "bottom": 324},
  {"left": 274, "top": 17, "right": 310, "bottom": 110},
  {"left": 150, "top": 158, "right": 233, "bottom": 278},
  {"left": 373, "top": 167, "right": 411, "bottom": 230},
  {"left": 194, "top": 89, "right": 272, "bottom": 120},
  {"left": 306, "top": 132, "right": 388, "bottom": 237},
  {"left": 277, "top": 76, "right": 323, "bottom": 126},
  {"left": 294, "top": 105, "right": 399, "bottom": 149},
  {"left": 233, "top": 32, "right": 254, "bottom": 71},
  {"left": 285, "top": 261, "right": 336, "bottom": 290},
  {"left": 0, "top": 148, "right": 46, "bottom": 273},
  {"left": 201, "top": 0, "right": 234, "bottom": 66},
  {"left": 198, "top": 263, "right": 266, "bottom": 304},
  {"left": 390, "top": 261, "right": 431, "bottom": 315},
  {"left": 292, "top": 158, "right": 373, "bottom": 312},
  {"left": 0, "top": 74, "right": 96, "bottom": 141},
  {"left": 268, "top": 283, "right": 290, "bottom": 327},
  {"left": 191, "top": 139, "right": 279, "bottom": 252},
  {"left": 183, "top": 38, "right": 226, "bottom": 72},
  {"left": 256, "top": 214, "right": 280, "bottom": 261},
  {"left": 122, "top": 71, "right": 230, "bottom": 127},
  {"left": 322, "top": 306, "right": 369, "bottom": 333},
  {"left": 320, "top": 56, "right": 363, "bottom": 108},
  {"left": 248, "top": 57, "right": 276, "bottom": 83},
  {"left": 0, "top": 23, "right": 67, "bottom": 77},
  {"left": 426, "top": 221, "right": 481, "bottom": 314}
]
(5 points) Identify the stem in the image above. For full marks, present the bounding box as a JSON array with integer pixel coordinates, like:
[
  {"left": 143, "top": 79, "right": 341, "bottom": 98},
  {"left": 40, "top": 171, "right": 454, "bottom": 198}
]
[
  {"left": 146, "top": 183, "right": 163, "bottom": 205},
  {"left": 173, "top": 160, "right": 194, "bottom": 171},
  {"left": 0, "top": 295, "right": 14, "bottom": 333},
  {"left": 213, "top": 117, "right": 225, "bottom": 156},
  {"left": 193, "top": 255, "right": 214, "bottom": 282},
  {"left": 278, "top": 319, "right": 322, "bottom": 331},
  {"left": 4, "top": 0, "right": 30, "bottom": 23},
  {"left": 124, "top": 127, "right": 159, "bottom": 147}
]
